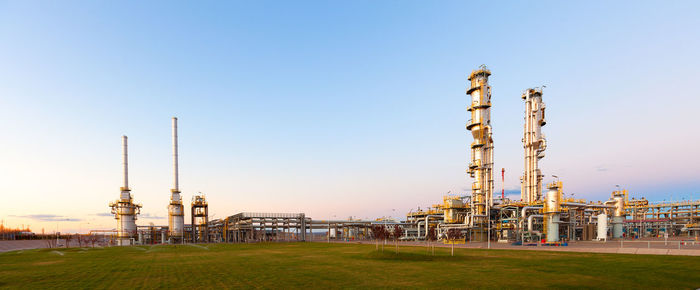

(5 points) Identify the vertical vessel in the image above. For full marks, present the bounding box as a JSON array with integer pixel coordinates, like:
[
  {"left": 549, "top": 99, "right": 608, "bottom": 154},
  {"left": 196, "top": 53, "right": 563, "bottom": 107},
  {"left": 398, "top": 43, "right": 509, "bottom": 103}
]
[
  {"left": 611, "top": 190, "right": 626, "bottom": 238},
  {"left": 544, "top": 181, "right": 562, "bottom": 242},
  {"left": 110, "top": 135, "right": 141, "bottom": 245},
  {"left": 465, "top": 65, "right": 494, "bottom": 241},
  {"left": 168, "top": 117, "right": 185, "bottom": 243},
  {"left": 597, "top": 213, "right": 608, "bottom": 241},
  {"left": 521, "top": 88, "right": 546, "bottom": 203}
]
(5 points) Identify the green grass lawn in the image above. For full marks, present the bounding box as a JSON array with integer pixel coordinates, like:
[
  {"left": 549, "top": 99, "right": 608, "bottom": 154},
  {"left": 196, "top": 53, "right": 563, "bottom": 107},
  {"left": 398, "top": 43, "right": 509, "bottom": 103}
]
[{"left": 1, "top": 242, "right": 699, "bottom": 289}]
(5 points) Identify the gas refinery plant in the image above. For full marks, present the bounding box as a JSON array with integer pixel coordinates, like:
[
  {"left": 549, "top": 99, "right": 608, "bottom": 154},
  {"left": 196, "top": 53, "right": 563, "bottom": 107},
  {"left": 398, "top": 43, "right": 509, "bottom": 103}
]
[{"left": 105, "top": 66, "right": 700, "bottom": 246}]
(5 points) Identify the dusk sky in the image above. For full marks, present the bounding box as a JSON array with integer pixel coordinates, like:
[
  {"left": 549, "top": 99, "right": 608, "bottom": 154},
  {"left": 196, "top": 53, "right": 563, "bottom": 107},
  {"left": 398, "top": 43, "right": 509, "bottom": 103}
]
[{"left": 1, "top": 1, "right": 699, "bottom": 233}]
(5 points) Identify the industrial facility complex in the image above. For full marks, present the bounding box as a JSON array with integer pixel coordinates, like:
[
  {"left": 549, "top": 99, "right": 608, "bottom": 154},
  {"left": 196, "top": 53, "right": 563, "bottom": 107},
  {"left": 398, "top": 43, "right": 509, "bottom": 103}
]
[{"left": 105, "top": 66, "right": 699, "bottom": 247}]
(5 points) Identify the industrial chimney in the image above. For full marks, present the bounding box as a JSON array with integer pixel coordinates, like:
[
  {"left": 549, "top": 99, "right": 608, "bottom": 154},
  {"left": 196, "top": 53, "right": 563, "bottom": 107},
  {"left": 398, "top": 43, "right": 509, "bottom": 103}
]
[
  {"left": 109, "top": 135, "right": 141, "bottom": 246},
  {"left": 168, "top": 117, "right": 185, "bottom": 243}
]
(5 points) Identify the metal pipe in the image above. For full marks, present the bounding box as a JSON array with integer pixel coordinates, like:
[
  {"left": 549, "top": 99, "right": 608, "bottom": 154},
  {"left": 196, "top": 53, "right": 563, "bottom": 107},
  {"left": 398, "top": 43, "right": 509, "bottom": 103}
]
[
  {"left": 528, "top": 215, "right": 543, "bottom": 232},
  {"left": 520, "top": 206, "right": 542, "bottom": 231},
  {"left": 424, "top": 215, "right": 440, "bottom": 237},
  {"left": 566, "top": 203, "right": 615, "bottom": 209},
  {"left": 561, "top": 202, "right": 587, "bottom": 207},
  {"left": 521, "top": 206, "right": 542, "bottom": 218},
  {"left": 489, "top": 137, "right": 494, "bottom": 208}
]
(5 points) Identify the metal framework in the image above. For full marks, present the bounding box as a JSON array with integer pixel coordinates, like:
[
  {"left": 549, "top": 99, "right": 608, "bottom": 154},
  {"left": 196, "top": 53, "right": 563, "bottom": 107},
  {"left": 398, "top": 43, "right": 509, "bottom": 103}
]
[
  {"left": 191, "top": 194, "right": 209, "bottom": 243},
  {"left": 222, "top": 213, "right": 307, "bottom": 243}
]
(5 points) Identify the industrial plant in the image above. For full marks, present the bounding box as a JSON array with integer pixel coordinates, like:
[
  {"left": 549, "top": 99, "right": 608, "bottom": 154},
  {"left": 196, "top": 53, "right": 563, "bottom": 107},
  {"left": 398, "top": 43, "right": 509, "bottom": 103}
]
[{"left": 104, "top": 66, "right": 700, "bottom": 247}]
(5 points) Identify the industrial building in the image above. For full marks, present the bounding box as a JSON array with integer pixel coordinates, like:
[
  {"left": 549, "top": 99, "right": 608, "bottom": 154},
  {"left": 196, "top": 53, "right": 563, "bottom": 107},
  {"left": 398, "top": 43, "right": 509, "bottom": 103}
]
[{"left": 107, "top": 67, "right": 699, "bottom": 246}]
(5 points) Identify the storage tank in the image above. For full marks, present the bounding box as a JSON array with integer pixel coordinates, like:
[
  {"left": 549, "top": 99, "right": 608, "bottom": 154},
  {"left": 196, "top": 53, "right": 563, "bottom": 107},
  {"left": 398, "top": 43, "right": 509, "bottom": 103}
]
[{"left": 597, "top": 213, "right": 608, "bottom": 241}]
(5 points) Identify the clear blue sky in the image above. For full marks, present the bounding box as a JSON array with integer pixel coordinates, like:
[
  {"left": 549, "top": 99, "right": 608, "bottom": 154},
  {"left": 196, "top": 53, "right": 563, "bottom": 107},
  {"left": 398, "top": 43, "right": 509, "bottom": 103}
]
[{"left": 1, "top": 1, "right": 699, "bottom": 232}]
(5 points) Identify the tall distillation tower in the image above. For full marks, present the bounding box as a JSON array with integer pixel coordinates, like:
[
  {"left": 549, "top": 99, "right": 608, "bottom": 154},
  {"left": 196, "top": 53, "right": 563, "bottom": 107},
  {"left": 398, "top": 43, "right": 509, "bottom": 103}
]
[
  {"left": 465, "top": 66, "right": 494, "bottom": 241},
  {"left": 521, "top": 88, "right": 547, "bottom": 203},
  {"left": 168, "top": 117, "right": 185, "bottom": 243},
  {"left": 110, "top": 135, "right": 142, "bottom": 246}
]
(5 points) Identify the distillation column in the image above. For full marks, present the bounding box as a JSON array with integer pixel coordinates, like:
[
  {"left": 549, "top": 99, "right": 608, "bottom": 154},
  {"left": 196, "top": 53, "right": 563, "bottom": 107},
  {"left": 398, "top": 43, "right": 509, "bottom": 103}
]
[
  {"left": 465, "top": 66, "right": 494, "bottom": 241},
  {"left": 168, "top": 117, "right": 185, "bottom": 243},
  {"left": 521, "top": 88, "right": 547, "bottom": 203},
  {"left": 110, "top": 136, "right": 141, "bottom": 246}
]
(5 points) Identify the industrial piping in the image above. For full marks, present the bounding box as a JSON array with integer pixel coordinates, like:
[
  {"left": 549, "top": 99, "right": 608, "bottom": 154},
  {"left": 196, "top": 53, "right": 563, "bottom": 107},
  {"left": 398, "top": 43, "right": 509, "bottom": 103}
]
[
  {"left": 519, "top": 206, "right": 543, "bottom": 231},
  {"left": 528, "top": 214, "right": 543, "bottom": 232}
]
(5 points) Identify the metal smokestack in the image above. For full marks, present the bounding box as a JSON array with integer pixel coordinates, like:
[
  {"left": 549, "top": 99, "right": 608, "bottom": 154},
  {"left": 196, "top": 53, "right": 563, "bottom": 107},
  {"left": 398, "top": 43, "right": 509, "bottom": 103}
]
[
  {"left": 111, "top": 134, "right": 140, "bottom": 245},
  {"left": 168, "top": 117, "right": 185, "bottom": 242},
  {"left": 172, "top": 117, "right": 179, "bottom": 191},
  {"left": 122, "top": 135, "right": 129, "bottom": 190}
]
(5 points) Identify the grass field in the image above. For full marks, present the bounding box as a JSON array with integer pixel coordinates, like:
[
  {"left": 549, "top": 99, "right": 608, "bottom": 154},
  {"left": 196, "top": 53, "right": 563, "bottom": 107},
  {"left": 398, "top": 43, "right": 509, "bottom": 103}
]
[{"left": 1, "top": 242, "right": 699, "bottom": 289}]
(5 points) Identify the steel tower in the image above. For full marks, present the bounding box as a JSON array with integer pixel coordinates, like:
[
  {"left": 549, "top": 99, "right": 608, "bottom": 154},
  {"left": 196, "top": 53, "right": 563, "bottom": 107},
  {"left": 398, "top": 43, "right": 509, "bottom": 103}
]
[
  {"left": 465, "top": 65, "right": 494, "bottom": 241},
  {"left": 521, "top": 88, "right": 547, "bottom": 203}
]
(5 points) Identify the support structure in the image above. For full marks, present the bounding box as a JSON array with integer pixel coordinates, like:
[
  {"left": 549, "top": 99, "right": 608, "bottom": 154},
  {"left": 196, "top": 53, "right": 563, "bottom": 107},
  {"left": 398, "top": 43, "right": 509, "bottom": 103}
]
[
  {"left": 521, "top": 88, "right": 546, "bottom": 203},
  {"left": 465, "top": 65, "right": 494, "bottom": 241},
  {"left": 191, "top": 194, "right": 209, "bottom": 243},
  {"left": 168, "top": 117, "right": 184, "bottom": 243},
  {"left": 224, "top": 213, "right": 311, "bottom": 243},
  {"left": 109, "top": 136, "right": 141, "bottom": 246}
]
